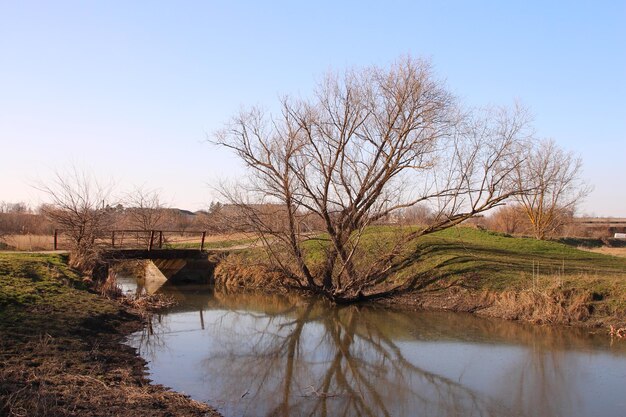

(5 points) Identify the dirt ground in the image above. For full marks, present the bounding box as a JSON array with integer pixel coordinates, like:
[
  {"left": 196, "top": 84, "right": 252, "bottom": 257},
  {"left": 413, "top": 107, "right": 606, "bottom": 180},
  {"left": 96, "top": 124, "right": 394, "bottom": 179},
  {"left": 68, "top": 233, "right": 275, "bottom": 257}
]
[{"left": 0, "top": 307, "right": 220, "bottom": 417}]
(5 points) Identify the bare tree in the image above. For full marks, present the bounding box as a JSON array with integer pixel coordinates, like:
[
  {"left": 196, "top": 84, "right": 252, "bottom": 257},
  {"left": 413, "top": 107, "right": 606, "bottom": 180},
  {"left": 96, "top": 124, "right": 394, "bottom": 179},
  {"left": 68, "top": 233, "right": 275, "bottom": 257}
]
[
  {"left": 485, "top": 204, "right": 528, "bottom": 235},
  {"left": 514, "top": 139, "right": 591, "bottom": 239},
  {"left": 196, "top": 202, "right": 227, "bottom": 233},
  {"left": 398, "top": 204, "right": 434, "bottom": 226},
  {"left": 214, "top": 57, "right": 533, "bottom": 303},
  {"left": 124, "top": 186, "right": 166, "bottom": 231},
  {"left": 0, "top": 202, "right": 30, "bottom": 214},
  {"left": 38, "top": 168, "right": 114, "bottom": 272}
]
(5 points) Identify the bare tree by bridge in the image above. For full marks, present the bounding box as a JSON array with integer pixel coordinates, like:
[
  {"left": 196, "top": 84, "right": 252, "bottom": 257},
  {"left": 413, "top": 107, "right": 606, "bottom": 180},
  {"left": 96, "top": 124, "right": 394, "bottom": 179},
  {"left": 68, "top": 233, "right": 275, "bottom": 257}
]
[
  {"left": 123, "top": 186, "right": 166, "bottom": 232},
  {"left": 38, "top": 168, "right": 115, "bottom": 272},
  {"left": 214, "top": 56, "right": 534, "bottom": 303}
]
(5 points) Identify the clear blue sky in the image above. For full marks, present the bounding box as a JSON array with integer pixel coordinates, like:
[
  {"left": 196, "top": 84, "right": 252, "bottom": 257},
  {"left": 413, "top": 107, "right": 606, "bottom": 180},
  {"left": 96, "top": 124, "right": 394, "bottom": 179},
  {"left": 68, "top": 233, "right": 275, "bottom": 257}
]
[{"left": 1, "top": 1, "right": 624, "bottom": 215}]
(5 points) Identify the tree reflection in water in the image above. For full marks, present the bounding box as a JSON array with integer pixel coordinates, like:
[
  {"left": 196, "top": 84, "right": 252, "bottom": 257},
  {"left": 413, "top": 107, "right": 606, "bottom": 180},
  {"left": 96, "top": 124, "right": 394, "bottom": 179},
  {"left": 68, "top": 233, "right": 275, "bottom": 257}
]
[
  {"left": 195, "top": 299, "right": 509, "bottom": 417},
  {"left": 131, "top": 290, "right": 626, "bottom": 417}
]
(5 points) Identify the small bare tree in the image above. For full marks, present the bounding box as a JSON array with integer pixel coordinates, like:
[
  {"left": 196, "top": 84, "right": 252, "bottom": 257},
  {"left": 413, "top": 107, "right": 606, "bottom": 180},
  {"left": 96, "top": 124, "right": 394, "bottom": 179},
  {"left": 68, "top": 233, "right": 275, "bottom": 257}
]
[
  {"left": 398, "top": 204, "right": 434, "bottom": 226},
  {"left": 198, "top": 202, "right": 227, "bottom": 233},
  {"left": 514, "top": 139, "right": 591, "bottom": 239},
  {"left": 214, "top": 57, "right": 533, "bottom": 303},
  {"left": 120, "top": 186, "right": 168, "bottom": 248},
  {"left": 38, "top": 168, "right": 114, "bottom": 272},
  {"left": 124, "top": 187, "right": 166, "bottom": 231}
]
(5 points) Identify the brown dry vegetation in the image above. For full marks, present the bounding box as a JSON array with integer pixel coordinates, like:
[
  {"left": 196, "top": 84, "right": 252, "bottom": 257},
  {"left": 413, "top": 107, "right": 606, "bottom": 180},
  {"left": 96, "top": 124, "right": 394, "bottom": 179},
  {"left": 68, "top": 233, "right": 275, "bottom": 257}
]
[
  {"left": 342, "top": 272, "right": 626, "bottom": 328},
  {"left": 213, "top": 253, "right": 285, "bottom": 292},
  {"left": 0, "top": 232, "right": 257, "bottom": 253},
  {"left": 387, "top": 279, "right": 607, "bottom": 326},
  {"left": 0, "top": 234, "right": 54, "bottom": 251},
  {"left": 585, "top": 247, "right": 626, "bottom": 258}
]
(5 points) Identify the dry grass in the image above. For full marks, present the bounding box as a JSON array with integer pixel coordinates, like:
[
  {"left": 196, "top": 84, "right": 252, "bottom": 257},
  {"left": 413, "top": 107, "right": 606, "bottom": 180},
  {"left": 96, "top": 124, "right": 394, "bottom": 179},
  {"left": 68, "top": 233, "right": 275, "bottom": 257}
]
[
  {"left": 585, "top": 247, "right": 626, "bottom": 258},
  {"left": 0, "top": 232, "right": 255, "bottom": 251},
  {"left": 99, "top": 271, "right": 177, "bottom": 312},
  {"left": 121, "top": 293, "right": 177, "bottom": 311},
  {"left": 171, "top": 232, "right": 252, "bottom": 243},
  {"left": 0, "top": 340, "right": 216, "bottom": 417},
  {"left": 1, "top": 235, "right": 54, "bottom": 251},
  {"left": 98, "top": 272, "right": 124, "bottom": 299},
  {"left": 609, "top": 325, "right": 626, "bottom": 338},
  {"left": 475, "top": 268, "right": 626, "bottom": 326},
  {"left": 487, "top": 286, "right": 594, "bottom": 325},
  {"left": 214, "top": 253, "right": 285, "bottom": 291},
  {"left": 163, "top": 232, "right": 258, "bottom": 249}
]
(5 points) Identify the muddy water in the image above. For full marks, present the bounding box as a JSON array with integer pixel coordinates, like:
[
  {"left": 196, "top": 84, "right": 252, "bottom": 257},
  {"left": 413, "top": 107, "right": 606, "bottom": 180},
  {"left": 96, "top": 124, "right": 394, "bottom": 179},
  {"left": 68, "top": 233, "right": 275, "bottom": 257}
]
[{"left": 121, "top": 279, "right": 626, "bottom": 417}]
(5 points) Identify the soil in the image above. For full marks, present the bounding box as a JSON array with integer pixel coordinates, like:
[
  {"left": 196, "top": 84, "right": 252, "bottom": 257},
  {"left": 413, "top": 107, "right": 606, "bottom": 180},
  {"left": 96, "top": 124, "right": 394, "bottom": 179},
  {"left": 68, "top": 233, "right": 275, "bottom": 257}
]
[{"left": 0, "top": 298, "right": 220, "bottom": 417}]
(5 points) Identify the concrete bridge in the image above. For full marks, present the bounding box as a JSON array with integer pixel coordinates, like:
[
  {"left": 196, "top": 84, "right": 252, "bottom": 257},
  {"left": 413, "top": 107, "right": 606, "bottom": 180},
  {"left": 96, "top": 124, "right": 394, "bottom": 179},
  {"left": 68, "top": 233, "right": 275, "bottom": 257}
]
[
  {"left": 99, "top": 249, "right": 223, "bottom": 294},
  {"left": 52, "top": 229, "right": 232, "bottom": 293}
]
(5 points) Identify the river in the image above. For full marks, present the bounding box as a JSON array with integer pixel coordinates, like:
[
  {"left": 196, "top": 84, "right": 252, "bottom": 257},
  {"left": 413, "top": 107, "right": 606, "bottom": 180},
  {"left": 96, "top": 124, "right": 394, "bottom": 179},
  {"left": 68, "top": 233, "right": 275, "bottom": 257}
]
[{"left": 120, "top": 278, "right": 626, "bottom": 417}]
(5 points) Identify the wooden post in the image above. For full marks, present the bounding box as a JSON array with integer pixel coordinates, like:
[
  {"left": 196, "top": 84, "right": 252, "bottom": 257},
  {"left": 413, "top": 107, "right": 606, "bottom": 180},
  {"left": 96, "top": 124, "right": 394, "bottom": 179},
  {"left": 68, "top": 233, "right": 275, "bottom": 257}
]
[
  {"left": 148, "top": 230, "right": 155, "bottom": 251},
  {"left": 53, "top": 229, "right": 58, "bottom": 250},
  {"left": 200, "top": 231, "right": 206, "bottom": 251},
  {"left": 111, "top": 231, "right": 115, "bottom": 248},
  {"left": 158, "top": 231, "right": 163, "bottom": 249}
]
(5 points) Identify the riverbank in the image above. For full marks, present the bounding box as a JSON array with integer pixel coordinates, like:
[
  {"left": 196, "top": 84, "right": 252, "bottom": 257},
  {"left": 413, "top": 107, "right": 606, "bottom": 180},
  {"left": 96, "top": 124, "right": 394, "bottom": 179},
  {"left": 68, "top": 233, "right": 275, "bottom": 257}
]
[
  {"left": 214, "top": 227, "right": 626, "bottom": 329},
  {"left": 0, "top": 252, "right": 219, "bottom": 417}
]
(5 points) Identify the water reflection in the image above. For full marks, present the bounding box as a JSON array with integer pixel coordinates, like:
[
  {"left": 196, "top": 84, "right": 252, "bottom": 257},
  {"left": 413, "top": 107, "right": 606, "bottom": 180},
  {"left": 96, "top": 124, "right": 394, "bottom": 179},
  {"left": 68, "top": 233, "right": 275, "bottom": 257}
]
[{"left": 126, "top": 284, "right": 626, "bottom": 417}]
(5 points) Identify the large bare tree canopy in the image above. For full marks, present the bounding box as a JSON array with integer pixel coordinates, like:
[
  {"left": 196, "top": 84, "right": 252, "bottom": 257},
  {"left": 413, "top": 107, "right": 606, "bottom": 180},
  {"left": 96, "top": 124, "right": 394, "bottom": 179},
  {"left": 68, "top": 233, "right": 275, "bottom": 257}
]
[{"left": 214, "top": 56, "right": 534, "bottom": 302}]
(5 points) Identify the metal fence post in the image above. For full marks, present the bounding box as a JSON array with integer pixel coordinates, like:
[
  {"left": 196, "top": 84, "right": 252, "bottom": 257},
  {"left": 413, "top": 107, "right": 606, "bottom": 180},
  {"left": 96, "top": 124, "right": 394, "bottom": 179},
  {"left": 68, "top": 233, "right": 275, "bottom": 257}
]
[
  {"left": 148, "top": 230, "right": 155, "bottom": 251},
  {"left": 200, "top": 231, "right": 206, "bottom": 251}
]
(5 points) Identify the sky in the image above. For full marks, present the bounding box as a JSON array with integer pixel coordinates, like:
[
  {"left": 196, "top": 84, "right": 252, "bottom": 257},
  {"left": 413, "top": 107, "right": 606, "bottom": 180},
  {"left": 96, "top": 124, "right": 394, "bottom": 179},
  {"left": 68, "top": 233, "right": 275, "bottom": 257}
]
[{"left": 1, "top": 1, "right": 624, "bottom": 216}]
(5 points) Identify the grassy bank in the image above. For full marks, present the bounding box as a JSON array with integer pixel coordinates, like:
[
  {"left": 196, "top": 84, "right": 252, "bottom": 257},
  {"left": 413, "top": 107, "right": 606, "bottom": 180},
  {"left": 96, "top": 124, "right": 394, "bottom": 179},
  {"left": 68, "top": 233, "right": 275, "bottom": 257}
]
[
  {"left": 165, "top": 236, "right": 256, "bottom": 250},
  {"left": 379, "top": 227, "right": 626, "bottom": 326},
  {"left": 0, "top": 252, "right": 218, "bottom": 417},
  {"left": 216, "top": 227, "right": 626, "bottom": 327}
]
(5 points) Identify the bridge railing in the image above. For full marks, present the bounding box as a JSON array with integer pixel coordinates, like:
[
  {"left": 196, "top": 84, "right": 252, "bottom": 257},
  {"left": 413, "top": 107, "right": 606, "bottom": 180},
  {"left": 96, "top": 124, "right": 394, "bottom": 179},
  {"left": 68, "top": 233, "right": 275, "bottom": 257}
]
[{"left": 53, "top": 229, "right": 208, "bottom": 251}]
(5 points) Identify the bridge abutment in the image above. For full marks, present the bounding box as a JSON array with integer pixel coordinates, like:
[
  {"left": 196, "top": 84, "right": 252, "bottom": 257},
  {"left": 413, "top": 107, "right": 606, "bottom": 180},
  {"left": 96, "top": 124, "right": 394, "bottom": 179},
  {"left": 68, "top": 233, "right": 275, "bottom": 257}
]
[{"left": 97, "top": 249, "right": 224, "bottom": 293}]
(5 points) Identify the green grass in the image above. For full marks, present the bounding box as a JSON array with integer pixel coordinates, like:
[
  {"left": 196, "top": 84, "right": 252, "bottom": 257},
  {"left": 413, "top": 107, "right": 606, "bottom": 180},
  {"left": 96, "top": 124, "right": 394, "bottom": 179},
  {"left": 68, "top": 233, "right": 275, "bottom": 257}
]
[
  {"left": 296, "top": 226, "right": 626, "bottom": 301},
  {"left": 0, "top": 253, "right": 77, "bottom": 306},
  {"left": 0, "top": 252, "right": 119, "bottom": 320},
  {"left": 423, "top": 228, "right": 624, "bottom": 289}
]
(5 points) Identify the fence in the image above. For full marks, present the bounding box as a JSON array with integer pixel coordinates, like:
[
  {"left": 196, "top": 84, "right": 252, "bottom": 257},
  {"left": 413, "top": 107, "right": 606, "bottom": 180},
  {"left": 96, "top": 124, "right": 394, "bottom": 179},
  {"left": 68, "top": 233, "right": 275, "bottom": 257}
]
[{"left": 53, "top": 229, "right": 208, "bottom": 251}]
